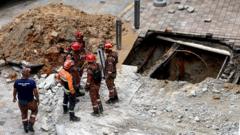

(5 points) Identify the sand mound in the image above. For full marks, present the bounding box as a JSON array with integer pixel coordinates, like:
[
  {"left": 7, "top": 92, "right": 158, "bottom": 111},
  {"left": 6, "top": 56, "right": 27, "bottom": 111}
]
[{"left": 0, "top": 4, "right": 118, "bottom": 73}]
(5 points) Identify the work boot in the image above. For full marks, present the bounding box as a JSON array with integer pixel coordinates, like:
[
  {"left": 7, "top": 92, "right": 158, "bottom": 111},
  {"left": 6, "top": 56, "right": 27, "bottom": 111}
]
[
  {"left": 98, "top": 102, "right": 104, "bottom": 114},
  {"left": 91, "top": 110, "right": 100, "bottom": 117},
  {"left": 28, "top": 122, "right": 34, "bottom": 132},
  {"left": 23, "top": 121, "right": 28, "bottom": 133},
  {"left": 76, "top": 91, "right": 85, "bottom": 97},
  {"left": 113, "top": 95, "right": 119, "bottom": 102},
  {"left": 69, "top": 112, "right": 80, "bottom": 122},
  {"left": 63, "top": 105, "right": 68, "bottom": 114},
  {"left": 105, "top": 98, "right": 115, "bottom": 104},
  {"left": 75, "top": 98, "right": 80, "bottom": 104}
]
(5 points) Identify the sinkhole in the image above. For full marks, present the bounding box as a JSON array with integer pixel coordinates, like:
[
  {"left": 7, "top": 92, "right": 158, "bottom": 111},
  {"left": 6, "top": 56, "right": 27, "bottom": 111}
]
[{"left": 124, "top": 31, "right": 232, "bottom": 83}]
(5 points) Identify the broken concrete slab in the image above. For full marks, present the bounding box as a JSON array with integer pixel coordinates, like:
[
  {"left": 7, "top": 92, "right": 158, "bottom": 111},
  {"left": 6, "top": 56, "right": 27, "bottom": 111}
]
[
  {"left": 100, "top": 0, "right": 106, "bottom": 4},
  {"left": 38, "top": 74, "right": 56, "bottom": 90},
  {"left": 0, "top": 60, "right": 5, "bottom": 67},
  {"left": 56, "top": 124, "right": 66, "bottom": 135},
  {"left": 153, "top": 0, "right": 167, "bottom": 7},
  {"left": 177, "top": 5, "right": 185, "bottom": 10},
  {"left": 187, "top": 7, "right": 195, "bottom": 13},
  {"left": 204, "top": 18, "right": 212, "bottom": 23},
  {"left": 50, "top": 31, "right": 58, "bottom": 37},
  {"left": 168, "top": 9, "right": 176, "bottom": 14},
  {"left": 0, "top": 121, "right": 5, "bottom": 126}
]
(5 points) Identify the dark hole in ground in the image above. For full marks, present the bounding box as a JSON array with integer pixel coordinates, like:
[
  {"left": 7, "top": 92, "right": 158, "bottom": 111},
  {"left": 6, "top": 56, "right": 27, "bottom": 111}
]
[{"left": 124, "top": 31, "right": 230, "bottom": 83}]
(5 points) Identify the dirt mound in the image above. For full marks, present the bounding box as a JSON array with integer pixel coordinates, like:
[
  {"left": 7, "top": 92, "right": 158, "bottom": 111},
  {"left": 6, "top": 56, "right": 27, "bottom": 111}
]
[{"left": 0, "top": 4, "right": 118, "bottom": 74}]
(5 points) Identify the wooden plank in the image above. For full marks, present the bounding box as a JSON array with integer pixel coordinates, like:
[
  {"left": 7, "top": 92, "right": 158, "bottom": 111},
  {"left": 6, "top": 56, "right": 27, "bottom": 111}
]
[
  {"left": 217, "top": 56, "right": 229, "bottom": 79},
  {"left": 147, "top": 43, "right": 180, "bottom": 76}
]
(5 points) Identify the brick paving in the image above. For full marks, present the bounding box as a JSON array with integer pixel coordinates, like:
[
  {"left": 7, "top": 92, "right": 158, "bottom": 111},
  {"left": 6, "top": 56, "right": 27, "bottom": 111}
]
[{"left": 123, "top": 0, "right": 240, "bottom": 45}]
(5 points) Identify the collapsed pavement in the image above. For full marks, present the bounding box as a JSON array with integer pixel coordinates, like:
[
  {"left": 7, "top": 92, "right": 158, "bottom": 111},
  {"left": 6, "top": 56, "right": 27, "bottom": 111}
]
[{"left": 0, "top": 65, "right": 240, "bottom": 135}]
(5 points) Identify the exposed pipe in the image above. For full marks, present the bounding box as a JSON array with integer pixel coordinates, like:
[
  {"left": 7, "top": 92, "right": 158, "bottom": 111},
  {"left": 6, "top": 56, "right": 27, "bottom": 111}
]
[{"left": 156, "top": 36, "right": 231, "bottom": 56}]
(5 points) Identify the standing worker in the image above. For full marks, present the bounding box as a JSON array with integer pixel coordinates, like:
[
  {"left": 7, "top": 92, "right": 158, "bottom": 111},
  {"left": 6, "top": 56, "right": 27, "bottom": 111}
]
[
  {"left": 65, "top": 42, "right": 86, "bottom": 97},
  {"left": 57, "top": 60, "right": 80, "bottom": 122},
  {"left": 104, "top": 42, "right": 119, "bottom": 104},
  {"left": 85, "top": 53, "right": 103, "bottom": 116},
  {"left": 75, "top": 31, "right": 86, "bottom": 49},
  {"left": 13, "top": 68, "right": 39, "bottom": 133}
]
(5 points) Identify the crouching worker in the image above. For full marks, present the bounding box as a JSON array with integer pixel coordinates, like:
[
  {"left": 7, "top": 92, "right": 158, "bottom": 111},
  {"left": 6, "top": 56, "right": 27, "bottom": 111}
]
[
  {"left": 85, "top": 53, "right": 103, "bottom": 117},
  {"left": 57, "top": 59, "right": 80, "bottom": 122},
  {"left": 13, "top": 68, "right": 39, "bottom": 133}
]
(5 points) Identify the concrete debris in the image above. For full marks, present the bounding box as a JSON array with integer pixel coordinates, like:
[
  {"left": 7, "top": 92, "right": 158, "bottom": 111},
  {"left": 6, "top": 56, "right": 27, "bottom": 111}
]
[
  {"left": 204, "top": 18, "right": 212, "bottom": 23},
  {"left": 177, "top": 5, "right": 185, "bottom": 10},
  {"left": 178, "top": 115, "right": 183, "bottom": 119},
  {"left": 6, "top": 78, "right": 12, "bottom": 83},
  {"left": 0, "top": 59, "right": 6, "bottom": 67},
  {"left": 41, "top": 117, "right": 49, "bottom": 131},
  {"left": 100, "top": 0, "right": 106, "bottom": 4},
  {"left": 168, "top": 9, "right": 176, "bottom": 14},
  {"left": 184, "top": 5, "right": 189, "bottom": 9},
  {"left": 41, "top": 74, "right": 47, "bottom": 78},
  {"left": 187, "top": 7, "right": 195, "bottom": 13},
  {"left": 212, "top": 89, "right": 220, "bottom": 93},
  {"left": 2, "top": 72, "right": 9, "bottom": 78},
  {"left": 103, "top": 131, "right": 109, "bottom": 135},
  {"left": 190, "top": 90, "right": 197, "bottom": 97},
  {"left": 38, "top": 74, "right": 56, "bottom": 89},
  {"left": 50, "top": 31, "right": 58, "bottom": 37},
  {"left": 11, "top": 66, "right": 21, "bottom": 72},
  {"left": 177, "top": 119, "right": 182, "bottom": 123},
  {"left": 164, "top": 27, "right": 173, "bottom": 32},
  {"left": 212, "top": 95, "right": 221, "bottom": 100},
  {"left": 56, "top": 124, "right": 66, "bottom": 135},
  {"left": 174, "top": 1, "right": 181, "bottom": 4},
  {"left": 153, "top": 0, "right": 167, "bottom": 7},
  {"left": 113, "top": 129, "right": 119, "bottom": 134},
  {"left": 194, "top": 116, "right": 200, "bottom": 122}
]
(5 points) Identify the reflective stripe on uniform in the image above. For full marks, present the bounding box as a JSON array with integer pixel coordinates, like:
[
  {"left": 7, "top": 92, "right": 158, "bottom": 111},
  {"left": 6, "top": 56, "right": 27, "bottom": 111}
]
[
  {"left": 22, "top": 119, "right": 28, "bottom": 122},
  {"left": 109, "top": 89, "right": 114, "bottom": 92},
  {"left": 62, "top": 87, "right": 70, "bottom": 94},
  {"left": 69, "top": 110, "right": 74, "bottom": 112},
  {"left": 63, "top": 104, "right": 68, "bottom": 106},
  {"left": 30, "top": 115, "right": 36, "bottom": 118},
  {"left": 93, "top": 105, "right": 98, "bottom": 108}
]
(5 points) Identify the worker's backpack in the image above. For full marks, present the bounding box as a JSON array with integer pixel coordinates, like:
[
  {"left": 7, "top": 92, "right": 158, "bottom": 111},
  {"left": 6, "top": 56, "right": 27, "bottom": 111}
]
[{"left": 93, "top": 64, "right": 102, "bottom": 83}]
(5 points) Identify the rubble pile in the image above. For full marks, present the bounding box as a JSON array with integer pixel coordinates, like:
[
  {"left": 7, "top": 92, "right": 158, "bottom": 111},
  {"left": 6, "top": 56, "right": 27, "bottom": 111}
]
[
  {"left": 131, "top": 77, "right": 240, "bottom": 134},
  {"left": 36, "top": 74, "right": 62, "bottom": 134},
  {"left": 0, "top": 4, "right": 119, "bottom": 74}
]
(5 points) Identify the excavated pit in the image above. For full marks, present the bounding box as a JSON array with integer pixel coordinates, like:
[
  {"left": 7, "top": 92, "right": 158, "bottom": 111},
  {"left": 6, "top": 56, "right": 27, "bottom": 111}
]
[{"left": 124, "top": 31, "right": 231, "bottom": 83}]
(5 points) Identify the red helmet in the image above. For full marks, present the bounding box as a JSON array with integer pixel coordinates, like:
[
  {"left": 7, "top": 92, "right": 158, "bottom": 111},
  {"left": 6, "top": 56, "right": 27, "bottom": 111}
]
[
  {"left": 104, "top": 42, "right": 113, "bottom": 49},
  {"left": 86, "top": 53, "right": 96, "bottom": 62},
  {"left": 71, "top": 42, "right": 82, "bottom": 51},
  {"left": 75, "top": 31, "right": 83, "bottom": 38},
  {"left": 64, "top": 59, "right": 74, "bottom": 70}
]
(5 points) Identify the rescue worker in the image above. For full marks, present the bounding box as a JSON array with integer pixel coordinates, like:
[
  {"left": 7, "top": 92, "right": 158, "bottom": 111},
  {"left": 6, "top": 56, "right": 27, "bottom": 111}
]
[
  {"left": 65, "top": 42, "right": 86, "bottom": 97},
  {"left": 13, "top": 68, "right": 39, "bottom": 133},
  {"left": 104, "top": 42, "right": 119, "bottom": 104},
  {"left": 85, "top": 53, "right": 103, "bottom": 116},
  {"left": 57, "top": 59, "right": 80, "bottom": 122},
  {"left": 75, "top": 31, "right": 86, "bottom": 49},
  {"left": 66, "top": 31, "right": 86, "bottom": 53}
]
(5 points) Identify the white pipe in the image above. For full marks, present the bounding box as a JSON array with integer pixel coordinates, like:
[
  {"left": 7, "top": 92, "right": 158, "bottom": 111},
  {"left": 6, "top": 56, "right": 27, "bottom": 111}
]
[{"left": 157, "top": 36, "right": 231, "bottom": 56}]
